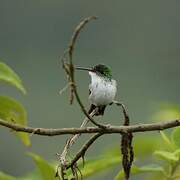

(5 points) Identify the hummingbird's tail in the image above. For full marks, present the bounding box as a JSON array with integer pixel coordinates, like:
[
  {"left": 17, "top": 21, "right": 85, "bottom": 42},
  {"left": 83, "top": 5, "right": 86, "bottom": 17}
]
[{"left": 88, "top": 104, "right": 106, "bottom": 116}]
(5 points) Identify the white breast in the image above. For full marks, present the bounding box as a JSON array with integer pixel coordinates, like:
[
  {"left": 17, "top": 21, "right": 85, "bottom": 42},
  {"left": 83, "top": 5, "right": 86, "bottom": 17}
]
[{"left": 89, "top": 72, "right": 117, "bottom": 106}]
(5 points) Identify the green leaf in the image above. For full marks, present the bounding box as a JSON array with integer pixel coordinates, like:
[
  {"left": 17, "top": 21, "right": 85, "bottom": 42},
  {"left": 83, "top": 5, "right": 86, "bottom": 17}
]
[
  {"left": 0, "top": 96, "right": 30, "bottom": 146},
  {"left": 160, "top": 131, "right": 175, "bottom": 150},
  {"left": 0, "top": 171, "right": 16, "bottom": 180},
  {"left": 133, "top": 135, "right": 162, "bottom": 157},
  {"left": 106, "top": 135, "right": 164, "bottom": 159},
  {"left": 0, "top": 62, "right": 26, "bottom": 94},
  {"left": 66, "top": 156, "right": 121, "bottom": 179},
  {"left": 79, "top": 147, "right": 121, "bottom": 177},
  {"left": 115, "top": 164, "right": 165, "bottom": 180},
  {"left": 0, "top": 169, "right": 43, "bottom": 180},
  {"left": 80, "top": 156, "right": 121, "bottom": 177},
  {"left": 172, "top": 127, "right": 180, "bottom": 148},
  {"left": 27, "top": 152, "right": 56, "bottom": 180},
  {"left": 154, "top": 150, "right": 179, "bottom": 162},
  {"left": 173, "top": 149, "right": 180, "bottom": 160}
]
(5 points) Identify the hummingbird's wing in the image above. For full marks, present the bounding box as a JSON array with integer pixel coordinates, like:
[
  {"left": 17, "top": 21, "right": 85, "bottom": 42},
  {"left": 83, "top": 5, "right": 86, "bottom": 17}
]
[
  {"left": 89, "top": 88, "right": 91, "bottom": 95},
  {"left": 89, "top": 84, "right": 92, "bottom": 95}
]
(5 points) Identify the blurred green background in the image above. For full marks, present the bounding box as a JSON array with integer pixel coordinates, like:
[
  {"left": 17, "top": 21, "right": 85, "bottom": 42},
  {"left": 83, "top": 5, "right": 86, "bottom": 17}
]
[{"left": 0, "top": 0, "right": 180, "bottom": 179}]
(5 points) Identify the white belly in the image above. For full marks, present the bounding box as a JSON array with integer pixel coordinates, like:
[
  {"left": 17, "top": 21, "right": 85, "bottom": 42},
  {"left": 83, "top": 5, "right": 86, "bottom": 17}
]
[{"left": 89, "top": 73, "right": 117, "bottom": 106}]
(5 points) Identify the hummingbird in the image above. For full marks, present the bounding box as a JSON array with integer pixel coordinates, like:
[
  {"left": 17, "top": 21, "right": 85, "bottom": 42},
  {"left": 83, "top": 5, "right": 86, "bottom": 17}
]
[{"left": 76, "top": 64, "right": 117, "bottom": 116}]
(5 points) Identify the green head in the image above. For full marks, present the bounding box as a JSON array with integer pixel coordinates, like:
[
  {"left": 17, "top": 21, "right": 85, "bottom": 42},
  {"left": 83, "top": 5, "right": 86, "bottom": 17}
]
[
  {"left": 75, "top": 64, "right": 113, "bottom": 80},
  {"left": 92, "top": 64, "right": 112, "bottom": 79}
]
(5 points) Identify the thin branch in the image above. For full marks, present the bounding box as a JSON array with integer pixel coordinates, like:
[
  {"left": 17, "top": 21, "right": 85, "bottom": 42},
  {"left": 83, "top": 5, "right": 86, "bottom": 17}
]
[
  {"left": 58, "top": 110, "right": 96, "bottom": 168},
  {"left": 68, "top": 109, "right": 96, "bottom": 147},
  {"left": 113, "top": 101, "right": 130, "bottom": 125},
  {"left": 61, "top": 16, "right": 107, "bottom": 128},
  {"left": 68, "top": 16, "right": 98, "bottom": 62},
  {"left": 1, "top": 118, "right": 180, "bottom": 136},
  {"left": 66, "top": 133, "right": 102, "bottom": 169}
]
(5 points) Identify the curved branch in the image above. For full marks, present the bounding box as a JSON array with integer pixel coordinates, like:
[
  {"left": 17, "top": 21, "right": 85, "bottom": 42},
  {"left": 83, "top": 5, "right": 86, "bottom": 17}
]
[
  {"left": 61, "top": 16, "right": 107, "bottom": 128},
  {"left": 68, "top": 16, "right": 97, "bottom": 62},
  {"left": 0, "top": 118, "right": 180, "bottom": 136},
  {"left": 66, "top": 133, "right": 102, "bottom": 169}
]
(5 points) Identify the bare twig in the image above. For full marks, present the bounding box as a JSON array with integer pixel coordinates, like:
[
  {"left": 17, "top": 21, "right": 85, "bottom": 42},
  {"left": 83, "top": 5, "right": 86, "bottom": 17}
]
[
  {"left": 68, "top": 16, "right": 98, "bottom": 63},
  {"left": 1, "top": 118, "right": 180, "bottom": 135},
  {"left": 113, "top": 101, "right": 130, "bottom": 125},
  {"left": 67, "top": 16, "right": 97, "bottom": 103},
  {"left": 57, "top": 131, "right": 102, "bottom": 179},
  {"left": 61, "top": 16, "right": 108, "bottom": 129},
  {"left": 59, "top": 83, "right": 70, "bottom": 95},
  {"left": 66, "top": 133, "right": 102, "bottom": 169},
  {"left": 61, "top": 16, "right": 98, "bottom": 104},
  {"left": 58, "top": 110, "right": 96, "bottom": 170},
  {"left": 68, "top": 110, "right": 96, "bottom": 147}
]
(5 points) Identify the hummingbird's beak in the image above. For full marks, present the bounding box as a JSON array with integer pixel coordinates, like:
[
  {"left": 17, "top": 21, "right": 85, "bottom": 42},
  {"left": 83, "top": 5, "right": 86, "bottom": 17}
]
[{"left": 75, "top": 66, "right": 94, "bottom": 72}]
